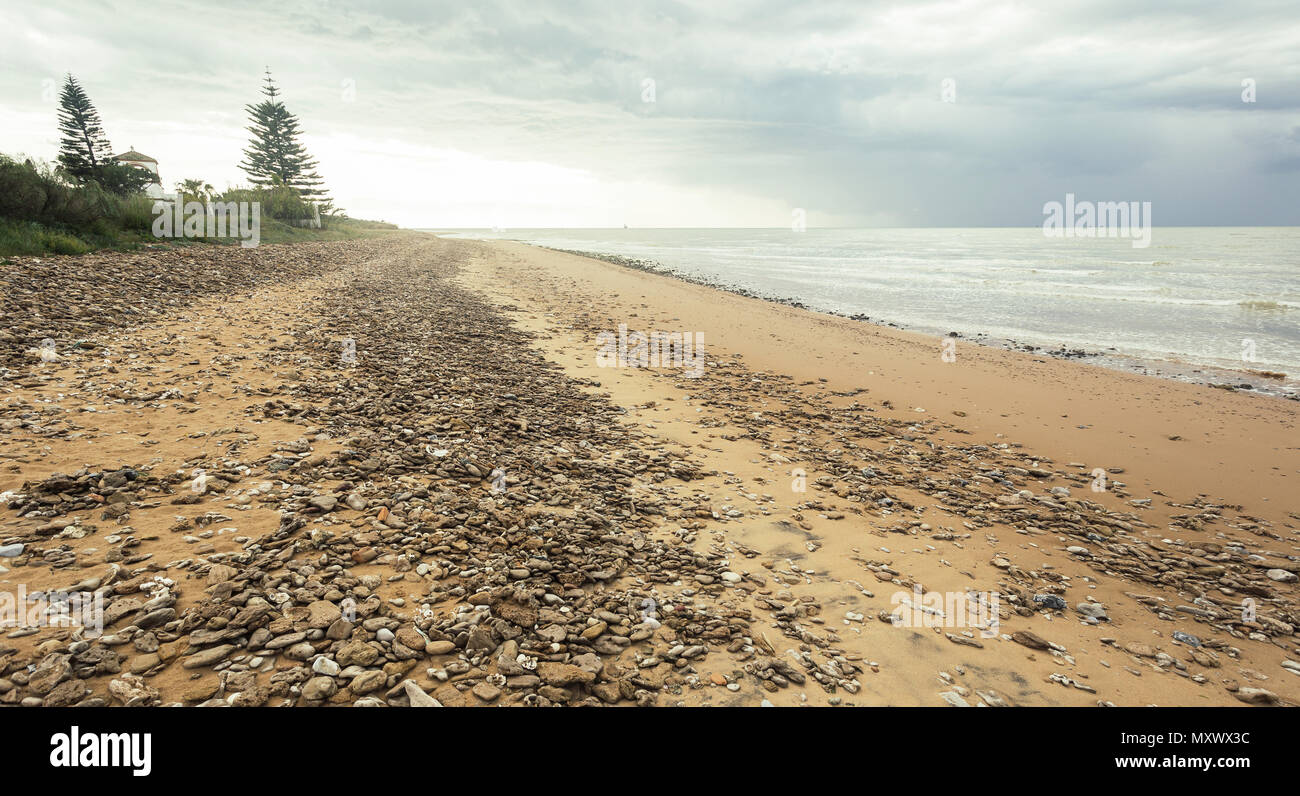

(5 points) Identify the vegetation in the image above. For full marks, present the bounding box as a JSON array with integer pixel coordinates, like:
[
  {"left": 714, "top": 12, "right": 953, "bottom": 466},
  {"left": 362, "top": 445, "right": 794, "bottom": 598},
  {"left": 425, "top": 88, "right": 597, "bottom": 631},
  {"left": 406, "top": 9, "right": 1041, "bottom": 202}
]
[
  {"left": 0, "top": 154, "right": 394, "bottom": 257},
  {"left": 0, "top": 72, "right": 388, "bottom": 257},
  {"left": 56, "top": 74, "right": 153, "bottom": 196},
  {"left": 175, "top": 178, "right": 215, "bottom": 203},
  {"left": 240, "top": 71, "right": 333, "bottom": 213}
]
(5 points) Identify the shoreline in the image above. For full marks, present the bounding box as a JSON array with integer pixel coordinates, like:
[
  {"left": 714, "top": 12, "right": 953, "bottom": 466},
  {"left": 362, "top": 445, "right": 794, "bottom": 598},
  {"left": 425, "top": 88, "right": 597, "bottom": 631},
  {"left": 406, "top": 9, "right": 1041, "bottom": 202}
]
[
  {"left": 467, "top": 237, "right": 1298, "bottom": 532},
  {"left": 0, "top": 231, "right": 1295, "bottom": 708},
  {"left": 458, "top": 234, "right": 1300, "bottom": 707},
  {"left": 531, "top": 245, "right": 1299, "bottom": 401}
]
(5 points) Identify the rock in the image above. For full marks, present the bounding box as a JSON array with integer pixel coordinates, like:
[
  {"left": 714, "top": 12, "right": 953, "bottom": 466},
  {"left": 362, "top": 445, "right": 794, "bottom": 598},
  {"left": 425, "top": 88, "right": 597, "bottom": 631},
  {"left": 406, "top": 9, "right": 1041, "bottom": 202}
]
[
  {"left": 108, "top": 674, "right": 159, "bottom": 706},
  {"left": 1233, "top": 687, "right": 1278, "bottom": 706},
  {"left": 402, "top": 680, "right": 442, "bottom": 707},
  {"left": 1266, "top": 569, "right": 1298, "bottom": 583},
  {"left": 425, "top": 640, "right": 456, "bottom": 655},
  {"left": 27, "top": 653, "right": 72, "bottom": 694},
  {"left": 302, "top": 676, "right": 338, "bottom": 701},
  {"left": 207, "top": 564, "right": 237, "bottom": 585},
  {"left": 1124, "top": 642, "right": 1158, "bottom": 658},
  {"left": 42, "top": 678, "right": 89, "bottom": 707},
  {"left": 1033, "top": 594, "right": 1067, "bottom": 611},
  {"left": 537, "top": 662, "right": 596, "bottom": 687},
  {"left": 312, "top": 657, "right": 341, "bottom": 676},
  {"left": 1011, "top": 631, "right": 1050, "bottom": 650},
  {"left": 336, "top": 641, "right": 380, "bottom": 667},
  {"left": 307, "top": 600, "right": 342, "bottom": 628},
  {"left": 308, "top": 495, "right": 338, "bottom": 513},
  {"left": 349, "top": 669, "right": 387, "bottom": 694},
  {"left": 181, "top": 644, "right": 236, "bottom": 669},
  {"left": 1076, "top": 602, "right": 1108, "bottom": 620}
]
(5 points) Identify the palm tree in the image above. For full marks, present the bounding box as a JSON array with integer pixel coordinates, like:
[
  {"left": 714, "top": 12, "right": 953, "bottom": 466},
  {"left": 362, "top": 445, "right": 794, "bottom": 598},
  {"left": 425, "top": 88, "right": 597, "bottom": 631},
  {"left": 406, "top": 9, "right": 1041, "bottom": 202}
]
[{"left": 175, "top": 178, "right": 214, "bottom": 202}]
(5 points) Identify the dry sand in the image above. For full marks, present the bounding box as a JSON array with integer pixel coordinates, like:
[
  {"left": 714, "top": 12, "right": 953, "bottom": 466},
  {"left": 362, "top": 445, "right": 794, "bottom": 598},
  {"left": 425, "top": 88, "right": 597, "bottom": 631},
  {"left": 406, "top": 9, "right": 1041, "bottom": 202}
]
[
  {"left": 456, "top": 237, "right": 1300, "bottom": 706},
  {"left": 1, "top": 231, "right": 1295, "bottom": 707}
]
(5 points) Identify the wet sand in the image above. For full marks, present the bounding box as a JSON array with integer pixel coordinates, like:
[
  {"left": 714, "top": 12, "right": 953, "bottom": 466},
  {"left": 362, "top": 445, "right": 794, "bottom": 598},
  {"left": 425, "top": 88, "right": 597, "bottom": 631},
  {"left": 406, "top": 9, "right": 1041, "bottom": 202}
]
[
  {"left": 458, "top": 237, "right": 1300, "bottom": 706},
  {"left": 1, "top": 232, "right": 1295, "bottom": 707}
]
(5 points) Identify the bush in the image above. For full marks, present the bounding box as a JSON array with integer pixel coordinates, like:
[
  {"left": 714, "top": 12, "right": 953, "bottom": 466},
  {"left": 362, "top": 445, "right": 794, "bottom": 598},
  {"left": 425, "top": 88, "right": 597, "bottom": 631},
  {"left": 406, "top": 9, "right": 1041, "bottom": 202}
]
[
  {"left": 217, "top": 185, "right": 316, "bottom": 221},
  {"left": 91, "top": 162, "right": 155, "bottom": 197},
  {"left": 0, "top": 154, "right": 118, "bottom": 227},
  {"left": 118, "top": 193, "right": 157, "bottom": 232},
  {"left": 0, "top": 218, "right": 91, "bottom": 256}
]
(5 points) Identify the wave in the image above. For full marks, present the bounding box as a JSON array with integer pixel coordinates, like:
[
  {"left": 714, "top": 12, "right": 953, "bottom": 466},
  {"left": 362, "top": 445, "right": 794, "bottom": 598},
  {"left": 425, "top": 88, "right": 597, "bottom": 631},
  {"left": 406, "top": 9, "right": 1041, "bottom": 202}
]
[{"left": 1238, "top": 300, "right": 1296, "bottom": 311}]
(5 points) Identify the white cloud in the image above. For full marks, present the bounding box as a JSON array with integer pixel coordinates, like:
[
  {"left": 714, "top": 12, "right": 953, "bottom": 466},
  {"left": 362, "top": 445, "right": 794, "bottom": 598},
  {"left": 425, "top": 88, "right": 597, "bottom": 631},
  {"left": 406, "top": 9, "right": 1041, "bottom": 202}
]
[{"left": 2, "top": 0, "right": 1297, "bottom": 226}]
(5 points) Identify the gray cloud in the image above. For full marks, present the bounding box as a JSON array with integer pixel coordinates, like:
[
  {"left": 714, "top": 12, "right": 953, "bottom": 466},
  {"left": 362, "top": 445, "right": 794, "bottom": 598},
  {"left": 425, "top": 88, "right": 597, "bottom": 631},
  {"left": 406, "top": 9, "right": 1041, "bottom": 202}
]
[{"left": 1, "top": 0, "right": 1297, "bottom": 226}]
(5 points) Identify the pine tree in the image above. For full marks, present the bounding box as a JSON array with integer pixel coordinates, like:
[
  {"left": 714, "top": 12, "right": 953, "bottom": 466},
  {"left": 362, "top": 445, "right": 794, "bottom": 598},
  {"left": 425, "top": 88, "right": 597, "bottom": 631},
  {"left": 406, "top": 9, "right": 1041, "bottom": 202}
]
[
  {"left": 57, "top": 74, "right": 114, "bottom": 181},
  {"left": 239, "top": 70, "right": 331, "bottom": 209}
]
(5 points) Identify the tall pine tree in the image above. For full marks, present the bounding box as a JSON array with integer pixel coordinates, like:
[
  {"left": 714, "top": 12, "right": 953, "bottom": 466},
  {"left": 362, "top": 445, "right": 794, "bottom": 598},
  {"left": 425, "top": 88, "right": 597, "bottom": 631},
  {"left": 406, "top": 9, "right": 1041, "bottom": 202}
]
[
  {"left": 57, "top": 74, "right": 114, "bottom": 181},
  {"left": 239, "top": 70, "right": 331, "bottom": 211}
]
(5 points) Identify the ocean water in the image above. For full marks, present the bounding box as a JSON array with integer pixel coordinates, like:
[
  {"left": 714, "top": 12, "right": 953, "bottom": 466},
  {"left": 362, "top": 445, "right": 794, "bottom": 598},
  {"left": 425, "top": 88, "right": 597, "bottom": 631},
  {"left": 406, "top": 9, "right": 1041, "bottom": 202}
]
[{"left": 434, "top": 227, "right": 1300, "bottom": 384}]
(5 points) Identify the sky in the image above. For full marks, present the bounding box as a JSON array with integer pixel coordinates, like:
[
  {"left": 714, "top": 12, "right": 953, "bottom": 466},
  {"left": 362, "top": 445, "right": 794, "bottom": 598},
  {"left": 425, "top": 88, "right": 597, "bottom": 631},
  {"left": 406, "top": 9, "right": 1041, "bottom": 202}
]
[{"left": 1, "top": 0, "right": 1297, "bottom": 228}]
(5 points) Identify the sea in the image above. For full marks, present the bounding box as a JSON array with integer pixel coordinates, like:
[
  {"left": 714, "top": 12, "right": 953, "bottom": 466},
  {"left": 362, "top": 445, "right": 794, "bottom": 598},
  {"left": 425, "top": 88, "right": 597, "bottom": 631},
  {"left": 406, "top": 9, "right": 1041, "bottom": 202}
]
[{"left": 433, "top": 227, "right": 1300, "bottom": 395}]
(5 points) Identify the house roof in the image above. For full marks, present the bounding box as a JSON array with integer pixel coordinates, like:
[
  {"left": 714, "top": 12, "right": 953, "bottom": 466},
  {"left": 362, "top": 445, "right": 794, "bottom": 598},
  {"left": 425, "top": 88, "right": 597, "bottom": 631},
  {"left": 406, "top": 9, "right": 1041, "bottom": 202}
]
[{"left": 113, "top": 148, "right": 157, "bottom": 163}]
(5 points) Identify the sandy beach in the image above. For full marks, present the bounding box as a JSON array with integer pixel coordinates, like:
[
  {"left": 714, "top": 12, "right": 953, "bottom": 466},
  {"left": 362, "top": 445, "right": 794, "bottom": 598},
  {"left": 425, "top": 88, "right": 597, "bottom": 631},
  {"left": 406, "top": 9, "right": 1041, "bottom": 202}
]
[{"left": 0, "top": 231, "right": 1295, "bottom": 707}]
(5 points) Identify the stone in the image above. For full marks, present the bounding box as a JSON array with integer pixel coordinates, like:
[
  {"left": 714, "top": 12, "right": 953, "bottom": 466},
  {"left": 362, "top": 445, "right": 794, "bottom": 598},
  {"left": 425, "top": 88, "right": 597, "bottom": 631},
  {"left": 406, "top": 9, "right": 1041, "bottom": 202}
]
[
  {"left": 307, "top": 600, "right": 342, "bottom": 628},
  {"left": 182, "top": 644, "right": 236, "bottom": 669},
  {"left": 108, "top": 674, "right": 159, "bottom": 706},
  {"left": 402, "top": 680, "right": 442, "bottom": 707},
  {"left": 1233, "top": 687, "right": 1278, "bottom": 705},
  {"left": 537, "top": 662, "right": 596, "bottom": 687},
  {"left": 1011, "top": 631, "right": 1050, "bottom": 650},
  {"left": 349, "top": 669, "right": 387, "bottom": 694},
  {"left": 302, "top": 676, "right": 338, "bottom": 701},
  {"left": 308, "top": 495, "right": 338, "bottom": 513},
  {"left": 336, "top": 641, "right": 380, "bottom": 667},
  {"left": 312, "top": 657, "right": 341, "bottom": 676}
]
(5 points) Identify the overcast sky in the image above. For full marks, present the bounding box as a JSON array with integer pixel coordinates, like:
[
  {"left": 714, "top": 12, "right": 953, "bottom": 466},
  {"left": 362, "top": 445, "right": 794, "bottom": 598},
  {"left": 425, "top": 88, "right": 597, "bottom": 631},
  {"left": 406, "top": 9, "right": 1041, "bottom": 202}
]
[{"left": 2, "top": 0, "right": 1297, "bottom": 227}]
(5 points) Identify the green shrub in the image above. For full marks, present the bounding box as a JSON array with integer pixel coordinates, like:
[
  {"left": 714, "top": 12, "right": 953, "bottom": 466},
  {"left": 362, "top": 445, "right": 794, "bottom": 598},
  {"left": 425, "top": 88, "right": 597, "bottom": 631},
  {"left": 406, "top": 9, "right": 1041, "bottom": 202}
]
[
  {"left": 0, "top": 218, "right": 91, "bottom": 256},
  {"left": 217, "top": 185, "right": 316, "bottom": 221},
  {"left": 0, "top": 154, "right": 121, "bottom": 227},
  {"left": 49, "top": 231, "right": 91, "bottom": 255},
  {"left": 118, "top": 193, "right": 157, "bottom": 232}
]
